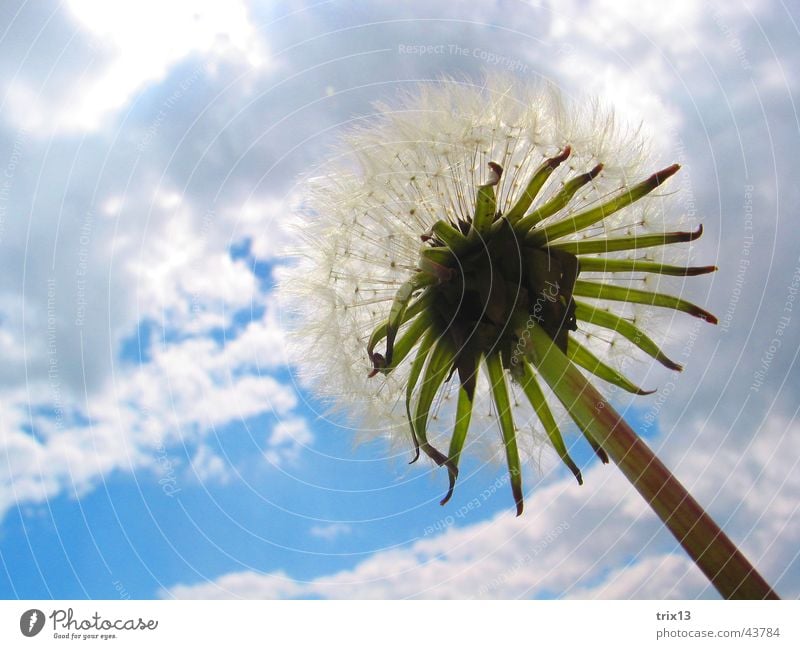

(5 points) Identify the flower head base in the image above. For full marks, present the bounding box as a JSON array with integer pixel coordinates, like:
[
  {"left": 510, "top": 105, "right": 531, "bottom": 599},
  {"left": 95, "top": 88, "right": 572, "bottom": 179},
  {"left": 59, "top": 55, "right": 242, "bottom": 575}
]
[{"left": 282, "top": 77, "right": 717, "bottom": 515}]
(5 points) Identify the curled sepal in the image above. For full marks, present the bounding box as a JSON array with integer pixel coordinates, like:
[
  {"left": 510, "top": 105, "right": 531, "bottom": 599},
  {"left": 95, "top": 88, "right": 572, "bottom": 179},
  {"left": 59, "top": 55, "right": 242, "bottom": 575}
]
[
  {"left": 573, "top": 280, "right": 718, "bottom": 323},
  {"left": 515, "top": 163, "right": 604, "bottom": 233},
  {"left": 384, "top": 272, "right": 437, "bottom": 367},
  {"left": 431, "top": 221, "right": 470, "bottom": 255},
  {"left": 567, "top": 335, "right": 656, "bottom": 396},
  {"left": 505, "top": 146, "right": 572, "bottom": 223},
  {"left": 367, "top": 289, "right": 434, "bottom": 375},
  {"left": 548, "top": 225, "right": 704, "bottom": 255},
  {"left": 578, "top": 257, "right": 718, "bottom": 277},
  {"left": 385, "top": 311, "right": 434, "bottom": 374},
  {"left": 440, "top": 384, "right": 474, "bottom": 505},
  {"left": 527, "top": 164, "right": 680, "bottom": 245},
  {"left": 411, "top": 333, "right": 459, "bottom": 478},
  {"left": 574, "top": 301, "right": 683, "bottom": 371},
  {"left": 485, "top": 353, "right": 524, "bottom": 516},
  {"left": 405, "top": 328, "right": 437, "bottom": 463},
  {"left": 517, "top": 361, "right": 583, "bottom": 485}
]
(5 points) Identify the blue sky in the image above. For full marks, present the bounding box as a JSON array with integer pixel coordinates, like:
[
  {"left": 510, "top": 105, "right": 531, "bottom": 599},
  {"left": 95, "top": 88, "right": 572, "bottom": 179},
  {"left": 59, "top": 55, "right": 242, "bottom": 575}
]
[{"left": 0, "top": 0, "right": 798, "bottom": 599}]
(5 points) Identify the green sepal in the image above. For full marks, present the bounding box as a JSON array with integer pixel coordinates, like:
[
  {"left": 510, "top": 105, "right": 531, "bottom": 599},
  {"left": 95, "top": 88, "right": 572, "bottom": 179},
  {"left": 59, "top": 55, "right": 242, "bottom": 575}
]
[
  {"left": 385, "top": 311, "right": 434, "bottom": 373},
  {"left": 515, "top": 163, "right": 603, "bottom": 233},
  {"left": 367, "top": 287, "right": 432, "bottom": 353},
  {"left": 578, "top": 257, "right": 718, "bottom": 276},
  {"left": 547, "top": 225, "right": 704, "bottom": 255},
  {"left": 566, "top": 335, "right": 655, "bottom": 395},
  {"left": 527, "top": 164, "right": 680, "bottom": 245},
  {"left": 431, "top": 221, "right": 469, "bottom": 254},
  {"left": 440, "top": 384, "right": 474, "bottom": 505},
  {"left": 485, "top": 353, "right": 524, "bottom": 516},
  {"left": 585, "top": 435, "right": 610, "bottom": 464},
  {"left": 573, "top": 301, "right": 683, "bottom": 371},
  {"left": 471, "top": 184, "right": 497, "bottom": 239},
  {"left": 518, "top": 362, "right": 583, "bottom": 485},
  {"left": 505, "top": 146, "right": 572, "bottom": 223},
  {"left": 573, "top": 280, "right": 718, "bottom": 323},
  {"left": 412, "top": 333, "right": 459, "bottom": 474},
  {"left": 367, "top": 288, "right": 434, "bottom": 374},
  {"left": 384, "top": 272, "right": 437, "bottom": 366},
  {"left": 405, "top": 328, "right": 437, "bottom": 463},
  {"left": 419, "top": 245, "right": 456, "bottom": 267},
  {"left": 419, "top": 244, "right": 456, "bottom": 282},
  {"left": 447, "top": 323, "right": 481, "bottom": 401}
]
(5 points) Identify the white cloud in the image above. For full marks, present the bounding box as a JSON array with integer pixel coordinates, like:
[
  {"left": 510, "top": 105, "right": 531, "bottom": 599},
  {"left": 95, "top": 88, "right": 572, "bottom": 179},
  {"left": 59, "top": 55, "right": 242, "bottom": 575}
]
[
  {"left": 168, "top": 570, "right": 306, "bottom": 600},
  {"left": 3, "top": 0, "right": 267, "bottom": 134},
  {"left": 231, "top": 196, "right": 299, "bottom": 261},
  {"left": 549, "top": 0, "right": 705, "bottom": 54},
  {"left": 190, "top": 444, "right": 231, "bottom": 485},
  {"left": 127, "top": 330, "right": 297, "bottom": 430},
  {"left": 566, "top": 554, "right": 709, "bottom": 599},
  {"left": 265, "top": 418, "right": 313, "bottom": 466},
  {"left": 126, "top": 190, "right": 259, "bottom": 333},
  {"left": 310, "top": 523, "right": 352, "bottom": 540},
  {"left": 0, "top": 293, "right": 299, "bottom": 517},
  {"left": 220, "top": 309, "right": 289, "bottom": 372},
  {"left": 543, "top": 0, "right": 770, "bottom": 158},
  {"left": 0, "top": 100, "right": 302, "bottom": 515},
  {"left": 0, "top": 0, "right": 796, "bottom": 603},
  {"left": 163, "top": 410, "right": 798, "bottom": 599}
]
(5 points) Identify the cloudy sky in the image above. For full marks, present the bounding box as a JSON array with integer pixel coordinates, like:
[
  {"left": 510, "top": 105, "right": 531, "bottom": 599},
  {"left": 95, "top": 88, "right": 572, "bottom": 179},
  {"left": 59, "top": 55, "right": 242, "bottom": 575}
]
[{"left": 0, "top": 0, "right": 798, "bottom": 599}]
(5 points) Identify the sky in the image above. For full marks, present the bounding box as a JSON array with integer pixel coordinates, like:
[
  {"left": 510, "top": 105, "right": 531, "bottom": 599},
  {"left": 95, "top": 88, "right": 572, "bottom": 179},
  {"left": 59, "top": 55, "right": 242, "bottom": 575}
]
[{"left": 0, "top": 0, "right": 798, "bottom": 600}]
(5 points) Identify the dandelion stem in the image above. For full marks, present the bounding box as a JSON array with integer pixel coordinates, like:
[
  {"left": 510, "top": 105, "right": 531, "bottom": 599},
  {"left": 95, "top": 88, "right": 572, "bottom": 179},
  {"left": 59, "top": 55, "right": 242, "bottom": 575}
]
[{"left": 527, "top": 323, "right": 779, "bottom": 599}]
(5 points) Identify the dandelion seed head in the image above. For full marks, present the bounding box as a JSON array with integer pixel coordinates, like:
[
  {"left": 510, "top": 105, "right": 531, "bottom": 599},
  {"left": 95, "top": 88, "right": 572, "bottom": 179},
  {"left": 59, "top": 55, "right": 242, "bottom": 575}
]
[{"left": 277, "top": 74, "right": 715, "bottom": 511}]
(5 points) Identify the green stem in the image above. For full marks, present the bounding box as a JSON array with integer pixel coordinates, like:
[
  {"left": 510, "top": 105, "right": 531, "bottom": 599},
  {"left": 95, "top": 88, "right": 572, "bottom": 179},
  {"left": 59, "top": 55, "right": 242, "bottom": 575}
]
[{"left": 527, "top": 324, "right": 779, "bottom": 600}]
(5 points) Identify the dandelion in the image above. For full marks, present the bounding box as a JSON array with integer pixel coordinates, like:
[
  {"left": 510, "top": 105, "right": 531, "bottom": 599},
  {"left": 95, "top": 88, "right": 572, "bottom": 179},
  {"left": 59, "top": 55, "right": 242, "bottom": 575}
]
[{"left": 279, "top": 76, "right": 777, "bottom": 599}]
